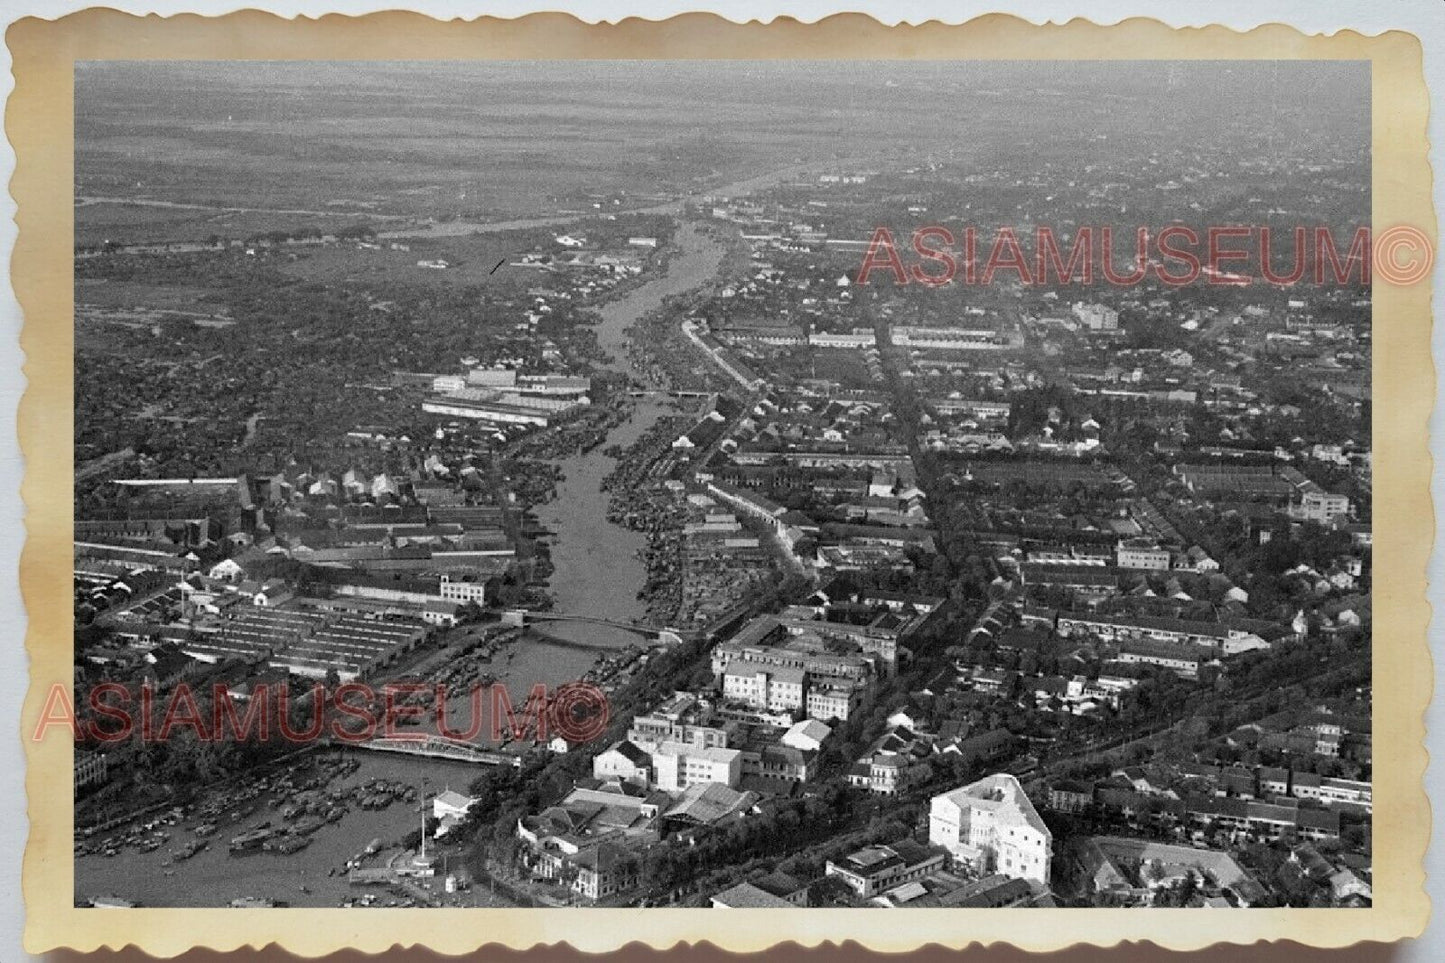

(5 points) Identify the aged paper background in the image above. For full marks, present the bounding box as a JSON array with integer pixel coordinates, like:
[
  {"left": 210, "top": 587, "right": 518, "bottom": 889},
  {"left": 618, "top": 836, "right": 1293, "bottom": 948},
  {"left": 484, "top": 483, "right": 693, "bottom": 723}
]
[{"left": 11, "top": 9, "right": 1433, "bottom": 955}]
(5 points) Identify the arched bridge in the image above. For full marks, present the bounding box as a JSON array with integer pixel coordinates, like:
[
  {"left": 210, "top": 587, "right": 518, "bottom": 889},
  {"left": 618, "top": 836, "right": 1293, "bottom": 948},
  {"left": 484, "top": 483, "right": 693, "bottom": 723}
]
[
  {"left": 353, "top": 733, "right": 522, "bottom": 767},
  {"left": 507, "top": 611, "right": 686, "bottom": 645},
  {"left": 526, "top": 612, "right": 659, "bottom": 633}
]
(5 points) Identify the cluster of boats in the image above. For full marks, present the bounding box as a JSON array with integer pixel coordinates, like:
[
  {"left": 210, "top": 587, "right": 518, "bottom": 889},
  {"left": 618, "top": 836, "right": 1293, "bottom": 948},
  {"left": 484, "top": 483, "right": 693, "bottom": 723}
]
[
  {"left": 76, "top": 755, "right": 319, "bottom": 858},
  {"left": 229, "top": 775, "right": 415, "bottom": 854},
  {"left": 76, "top": 754, "right": 376, "bottom": 865},
  {"left": 580, "top": 645, "right": 647, "bottom": 692},
  {"left": 355, "top": 779, "right": 419, "bottom": 810},
  {"left": 404, "top": 630, "right": 517, "bottom": 706},
  {"left": 228, "top": 823, "right": 309, "bottom": 855},
  {"left": 76, "top": 807, "right": 195, "bottom": 859},
  {"left": 79, "top": 752, "right": 454, "bottom": 909}
]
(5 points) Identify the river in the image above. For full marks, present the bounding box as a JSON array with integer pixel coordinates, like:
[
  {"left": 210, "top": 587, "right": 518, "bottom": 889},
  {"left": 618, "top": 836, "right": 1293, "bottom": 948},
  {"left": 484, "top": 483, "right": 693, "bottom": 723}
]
[
  {"left": 76, "top": 221, "right": 729, "bottom": 908},
  {"left": 529, "top": 221, "right": 726, "bottom": 649}
]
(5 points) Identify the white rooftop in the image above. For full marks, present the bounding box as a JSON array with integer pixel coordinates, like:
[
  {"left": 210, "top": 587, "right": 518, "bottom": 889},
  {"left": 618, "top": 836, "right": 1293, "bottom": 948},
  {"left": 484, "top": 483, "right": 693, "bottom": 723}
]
[{"left": 934, "top": 773, "right": 1049, "bottom": 836}]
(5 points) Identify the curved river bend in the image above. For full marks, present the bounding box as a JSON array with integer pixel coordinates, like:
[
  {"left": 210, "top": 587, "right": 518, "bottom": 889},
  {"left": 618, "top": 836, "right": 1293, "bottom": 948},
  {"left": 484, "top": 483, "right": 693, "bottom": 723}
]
[{"left": 75, "top": 222, "right": 730, "bottom": 908}]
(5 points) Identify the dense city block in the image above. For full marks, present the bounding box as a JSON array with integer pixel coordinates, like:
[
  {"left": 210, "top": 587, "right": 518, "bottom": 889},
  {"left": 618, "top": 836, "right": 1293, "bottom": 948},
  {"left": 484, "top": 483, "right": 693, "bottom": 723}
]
[{"left": 73, "top": 60, "right": 1370, "bottom": 910}]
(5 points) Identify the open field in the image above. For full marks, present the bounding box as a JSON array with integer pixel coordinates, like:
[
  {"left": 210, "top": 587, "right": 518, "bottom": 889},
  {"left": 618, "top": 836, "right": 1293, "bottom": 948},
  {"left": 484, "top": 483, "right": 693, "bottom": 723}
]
[
  {"left": 274, "top": 237, "right": 533, "bottom": 290},
  {"left": 272, "top": 226, "right": 660, "bottom": 294},
  {"left": 75, "top": 200, "right": 396, "bottom": 249},
  {"left": 79, "top": 61, "right": 1366, "bottom": 247},
  {"left": 80, "top": 61, "right": 892, "bottom": 229},
  {"left": 76, "top": 278, "right": 229, "bottom": 313},
  {"left": 76, "top": 278, "right": 236, "bottom": 343}
]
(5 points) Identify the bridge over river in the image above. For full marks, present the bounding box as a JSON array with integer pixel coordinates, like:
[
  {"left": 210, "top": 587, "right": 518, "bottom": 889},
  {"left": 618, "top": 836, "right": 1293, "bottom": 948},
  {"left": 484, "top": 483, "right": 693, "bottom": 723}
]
[
  {"left": 352, "top": 734, "right": 523, "bottom": 767},
  {"left": 497, "top": 610, "right": 687, "bottom": 646}
]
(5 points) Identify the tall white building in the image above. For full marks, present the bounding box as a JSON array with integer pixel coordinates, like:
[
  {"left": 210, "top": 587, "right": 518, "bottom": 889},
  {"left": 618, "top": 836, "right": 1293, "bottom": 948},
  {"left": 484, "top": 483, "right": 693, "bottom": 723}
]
[
  {"left": 1297, "top": 490, "right": 1351, "bottom": 524},
  {"left": 929, "top": 773, "right": 1053, "bottom": 886},
  {"left": 650, "top": 741, "right": 742, "bottom": 792},
  {"left": 1071, "top": 301, "right": 1119, "bottom": 331},
  {"left": 1116, "top": 540, "right": 1172, "bottom": 571},
  {"left": 722, "top": 660, "right": 805, "bottom": 712}
]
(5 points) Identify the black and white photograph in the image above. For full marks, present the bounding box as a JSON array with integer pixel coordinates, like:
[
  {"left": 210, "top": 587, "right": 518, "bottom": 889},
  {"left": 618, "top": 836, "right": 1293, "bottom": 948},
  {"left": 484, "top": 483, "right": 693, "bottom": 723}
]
[{"left": 68, "top": 57, "right": 1377, "bottom": 913}]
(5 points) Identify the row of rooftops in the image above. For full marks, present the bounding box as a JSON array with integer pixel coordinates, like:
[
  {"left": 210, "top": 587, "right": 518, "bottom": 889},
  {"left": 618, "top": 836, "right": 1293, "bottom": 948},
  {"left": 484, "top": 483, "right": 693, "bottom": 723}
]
[
  {"left": 1062, "top": 761, "right": 1369, "bottom": 805},
  {"left": 1055, "top": 611, "right": 1282, "bottom": 642}
]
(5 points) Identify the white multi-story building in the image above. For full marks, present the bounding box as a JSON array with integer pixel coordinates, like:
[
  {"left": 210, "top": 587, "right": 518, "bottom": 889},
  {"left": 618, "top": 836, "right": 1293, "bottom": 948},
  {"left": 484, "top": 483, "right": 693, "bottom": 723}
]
[
  {"left": 722, "top": 660, "right": 806, "bottom": 713},
  {"left": 805, "top": 684, "right": 860, "bottom": 723},
  {"left": 1072, "top": 301, "right": 1119, "bottom": 331},
  {"left": 1297, "top": 491, "right": 1351, "bottom": 524},
  {"left": 431, "top": 374, "right": 467, "bottom": 393},
  {"left": 891, "top": 325, "right": 1004, "bottom": 351},
  {"left": 650, "top": 742, "right": 742, "bottom": 792},
  {"left": 437, "top": 575, "right": 491, "bottom": 603},
  {"left": 1116, "top": 540, "right": 1172, "bottom": 571},
  {"left": 929, "top": 773, "right": 1053, "bottom": 886},
  {"left": 75, "top": 751, "right": 108, "bottom": 790},
  {"left": 808, "top": 329, "right": 876, "bottom": 349}
]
